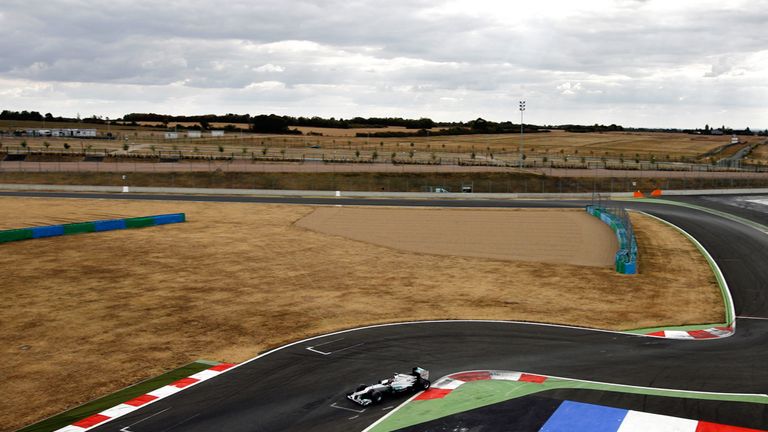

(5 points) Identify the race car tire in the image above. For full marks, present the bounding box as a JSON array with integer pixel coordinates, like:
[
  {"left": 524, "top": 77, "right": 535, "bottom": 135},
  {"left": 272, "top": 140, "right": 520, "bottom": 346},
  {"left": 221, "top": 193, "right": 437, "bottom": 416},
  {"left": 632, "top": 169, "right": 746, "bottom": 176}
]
[
  {"left": 371, "top": 391, "right": 383, "bottom": 404},
  {"left": 418, "top": 379, "right": 431, "bottom": 390}
]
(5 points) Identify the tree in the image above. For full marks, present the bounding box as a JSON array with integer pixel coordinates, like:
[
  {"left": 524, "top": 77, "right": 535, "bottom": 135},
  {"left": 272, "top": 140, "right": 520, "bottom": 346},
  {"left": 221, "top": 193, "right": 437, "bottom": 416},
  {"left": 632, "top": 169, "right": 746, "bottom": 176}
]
[
  {"left": 64, "top": 143, "right": 70, "bottom": 151},
  {"left": 372, "top": 150, "right": 378, "bottom": 161},
  {"left": 122, "top": 143, "right": 129, "bottom": 151},
  {"left": 251, "top": 114, "right": 290, "bottom": 133},
  {"left": 355, "top": 149, "right": 360, "bottom": 158},
  {"left": 262, "top": 147, "right": 268, "bottom": 156},
  {"left": 218, "top": 145, "right": 224, "bottom": 153},
  {"left": 43, "top": 141, "right": 50, "bottom": 149}
]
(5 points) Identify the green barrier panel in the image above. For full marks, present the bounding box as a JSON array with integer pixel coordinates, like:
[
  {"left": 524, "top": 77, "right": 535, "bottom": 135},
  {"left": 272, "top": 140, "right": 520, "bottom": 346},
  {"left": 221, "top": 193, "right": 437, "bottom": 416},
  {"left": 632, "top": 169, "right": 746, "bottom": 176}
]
[
  {"left": 0, "top": 228, "right": 34, "bottom": 243},
  {"left": 63, "top": 222, "right": 96, "bottom": 235},
  {"left": 125, "top": 217, "right": 156, "bottom": 229}
]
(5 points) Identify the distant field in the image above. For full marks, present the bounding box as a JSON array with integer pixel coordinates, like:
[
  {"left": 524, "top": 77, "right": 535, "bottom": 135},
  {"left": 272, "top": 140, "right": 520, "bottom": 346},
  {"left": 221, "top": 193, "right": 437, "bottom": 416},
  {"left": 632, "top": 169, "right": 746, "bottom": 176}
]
[
  {"left": 746, "top": 142, "right": 768, "bottom": 164},
  {"left": 0, "top": 120, "right": 737, "bottom": 162}
]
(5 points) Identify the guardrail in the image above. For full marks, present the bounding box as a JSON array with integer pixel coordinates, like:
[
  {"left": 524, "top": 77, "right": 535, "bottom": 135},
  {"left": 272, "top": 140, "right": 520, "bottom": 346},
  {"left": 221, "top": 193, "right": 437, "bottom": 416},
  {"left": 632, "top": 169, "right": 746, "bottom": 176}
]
[
  {"left": 0, "top": 213, "right": 186, "bottom": 244},
  {"left": 586, "top": 204, "right": 638, "bottom": 274}
]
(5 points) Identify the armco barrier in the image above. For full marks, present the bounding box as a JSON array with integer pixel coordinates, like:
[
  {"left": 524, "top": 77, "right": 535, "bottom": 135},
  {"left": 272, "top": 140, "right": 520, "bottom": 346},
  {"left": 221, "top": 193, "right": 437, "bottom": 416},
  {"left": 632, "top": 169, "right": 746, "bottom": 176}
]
[
  {"left": 0, "top": 228, "right": 34, "bottom": 243},
  {"left": 0, "top": 213, "right": 185, "bottom": 244},
  {"left": 94, "top": 219, "right": 127, "bottom": 232},
  {"left": 64, "top": 222, "right": 96, "bottom": 235},
  {"left": 586, "top": 205, "right": 638, "bottom": 274},
  {"left": 32, "top": 225, "right": 65, "bottom": 238},
  {"left": 126, "top": 216, "right": 157, "bottom": 229}
]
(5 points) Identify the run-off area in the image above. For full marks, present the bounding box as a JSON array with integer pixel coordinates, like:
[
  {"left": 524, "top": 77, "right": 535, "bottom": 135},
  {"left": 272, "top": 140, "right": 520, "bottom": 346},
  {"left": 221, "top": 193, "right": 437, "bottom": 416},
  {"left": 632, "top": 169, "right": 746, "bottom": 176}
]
[
  {"left": 369, "top": 373, "right": 768, "bottom": 432},
  {"left": 0, "top": 198, "right": 724, "bottom": 430}
]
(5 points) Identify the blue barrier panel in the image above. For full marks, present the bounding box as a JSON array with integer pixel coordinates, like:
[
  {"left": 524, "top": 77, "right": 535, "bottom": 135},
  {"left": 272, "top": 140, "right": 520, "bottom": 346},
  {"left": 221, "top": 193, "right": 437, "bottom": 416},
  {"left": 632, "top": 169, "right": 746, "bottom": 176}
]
[
  {"left": 1, "top": 213, "right": 185, "bottom": 245},
  {"left": 32, "top": 225, "right": 65, "bottom": 239},
  {"left": 94, "top": 219, "right": 127, "bottom": 232},
  {"left": 624, "top": 262, "right": 637, "bottom": 274},
  {"left": 587, "top": 205, "right": 637, "bottom": 275},
  {"left": 152, "top": 213, "right": 185, "bottom": 225}
]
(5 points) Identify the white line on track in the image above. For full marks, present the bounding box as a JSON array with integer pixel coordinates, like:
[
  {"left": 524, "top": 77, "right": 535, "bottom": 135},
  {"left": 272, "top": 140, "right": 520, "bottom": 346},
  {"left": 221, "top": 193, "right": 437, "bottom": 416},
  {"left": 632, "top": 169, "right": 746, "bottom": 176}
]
[
  {"left": 306, "top": 338, "right": 365, "bottom": 356},
  {"left": 362, "top": 392, "right": 421, "bottom": 432},
  {"left": 330, "top": 403, "right": 366, "bottom": 413},
  {"left": 119, "top": 407, "right": 170, "bottom": 432},
  {"left": 737, "top": 315, "right": 768, "bottom": 320}
]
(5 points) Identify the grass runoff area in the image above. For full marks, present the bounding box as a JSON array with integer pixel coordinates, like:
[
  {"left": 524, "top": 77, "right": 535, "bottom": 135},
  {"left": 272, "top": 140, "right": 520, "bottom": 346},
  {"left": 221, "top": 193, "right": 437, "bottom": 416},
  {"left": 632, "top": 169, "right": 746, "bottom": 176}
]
[
  {"left": 2, "top": 171, "right": 768, "bottom": 193},
  {"left": 0, "top": 198, "right": 722, "bottom": 430},
  {"left": 17, "top": 360, "right": 217, "bottom": 432},
  {"left": 369, "top": 375, "right": 768, "bottom": 432}
]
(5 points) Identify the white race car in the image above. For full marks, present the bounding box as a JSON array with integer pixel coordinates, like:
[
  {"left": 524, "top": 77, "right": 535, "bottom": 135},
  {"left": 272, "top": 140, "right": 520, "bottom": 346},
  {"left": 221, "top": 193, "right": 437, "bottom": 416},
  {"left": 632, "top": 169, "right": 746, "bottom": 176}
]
[{"left": 346, "top": 367, "right": 431, "bottom": 406}]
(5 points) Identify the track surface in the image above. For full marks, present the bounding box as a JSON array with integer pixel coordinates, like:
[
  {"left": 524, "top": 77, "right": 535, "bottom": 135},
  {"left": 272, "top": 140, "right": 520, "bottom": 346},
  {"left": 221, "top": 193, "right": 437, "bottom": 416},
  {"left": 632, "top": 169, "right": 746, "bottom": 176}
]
[{"left": 4, "top": 191, "right": 768, "bottom": 431}]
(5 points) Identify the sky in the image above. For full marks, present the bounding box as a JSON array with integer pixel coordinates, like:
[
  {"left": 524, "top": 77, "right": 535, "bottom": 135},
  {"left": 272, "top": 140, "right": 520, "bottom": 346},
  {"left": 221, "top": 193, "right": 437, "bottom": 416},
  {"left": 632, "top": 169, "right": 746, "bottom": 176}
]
[{"left": 0, "top": 0, "right": 766, "bottom": 128}]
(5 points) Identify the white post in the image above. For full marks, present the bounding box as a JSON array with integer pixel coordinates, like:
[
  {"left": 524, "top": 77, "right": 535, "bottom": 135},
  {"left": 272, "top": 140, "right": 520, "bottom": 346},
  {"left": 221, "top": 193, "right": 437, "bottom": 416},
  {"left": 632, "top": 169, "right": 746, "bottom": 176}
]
[{"left": 519, "top": 100, "right": 526, "bottom": 168}]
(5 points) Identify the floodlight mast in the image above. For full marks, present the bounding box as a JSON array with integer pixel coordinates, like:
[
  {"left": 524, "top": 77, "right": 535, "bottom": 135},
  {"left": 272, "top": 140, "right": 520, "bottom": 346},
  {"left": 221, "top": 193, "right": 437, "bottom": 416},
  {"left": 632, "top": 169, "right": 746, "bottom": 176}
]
[{"left": 519, "top": 100, "right": 526, "bottom": 168}]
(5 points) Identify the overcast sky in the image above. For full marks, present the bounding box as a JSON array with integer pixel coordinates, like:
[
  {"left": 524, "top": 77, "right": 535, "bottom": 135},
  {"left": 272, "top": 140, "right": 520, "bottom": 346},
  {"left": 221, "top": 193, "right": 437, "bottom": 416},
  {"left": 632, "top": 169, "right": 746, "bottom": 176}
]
[{"left": 1, "top": 0, "right": 766, "bottom": 128}]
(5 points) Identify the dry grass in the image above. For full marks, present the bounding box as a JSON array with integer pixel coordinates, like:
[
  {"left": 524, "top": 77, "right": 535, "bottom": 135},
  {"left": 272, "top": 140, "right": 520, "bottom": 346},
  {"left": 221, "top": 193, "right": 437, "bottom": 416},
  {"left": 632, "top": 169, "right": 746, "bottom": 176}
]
[
  {"left": 1, "top": 121, "right": 730, "bottom": 162},
  {"left": 746, "top": 142, "right": 768, "bottom": 164},
  {"left": 0, "top": 198, "right": 722, "bottom": 431}
]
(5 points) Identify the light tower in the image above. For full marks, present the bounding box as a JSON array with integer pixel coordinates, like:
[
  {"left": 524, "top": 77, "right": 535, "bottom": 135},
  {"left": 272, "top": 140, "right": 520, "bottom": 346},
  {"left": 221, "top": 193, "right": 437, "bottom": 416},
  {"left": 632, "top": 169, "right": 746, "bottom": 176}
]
[{"left": 519, "top": 100, "right": 526, "bottom": 168}]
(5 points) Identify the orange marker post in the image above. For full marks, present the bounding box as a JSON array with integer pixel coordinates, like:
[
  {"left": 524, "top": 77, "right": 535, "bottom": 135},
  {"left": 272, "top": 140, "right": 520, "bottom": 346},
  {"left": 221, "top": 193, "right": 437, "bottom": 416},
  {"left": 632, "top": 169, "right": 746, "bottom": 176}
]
[{"left": 633, "top": 190, "right": 645, "bottom": 198}]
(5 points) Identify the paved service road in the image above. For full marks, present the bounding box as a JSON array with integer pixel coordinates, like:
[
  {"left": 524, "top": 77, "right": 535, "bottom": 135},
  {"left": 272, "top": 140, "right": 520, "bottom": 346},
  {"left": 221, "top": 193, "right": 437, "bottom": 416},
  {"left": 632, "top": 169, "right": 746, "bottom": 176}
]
[{"left": 3, "top": 191, "right": 767, "bottom": 431}]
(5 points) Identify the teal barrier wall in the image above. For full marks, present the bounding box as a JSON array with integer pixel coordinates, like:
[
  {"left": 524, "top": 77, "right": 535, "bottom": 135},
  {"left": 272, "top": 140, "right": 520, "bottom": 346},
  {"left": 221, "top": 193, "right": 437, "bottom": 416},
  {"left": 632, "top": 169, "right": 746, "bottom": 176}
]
[
  {"left": 0, "top": 213, "right": 186, "bottom": 244},
  {"left": 586, "top": 205, "right": 638, "bottom": 274}
]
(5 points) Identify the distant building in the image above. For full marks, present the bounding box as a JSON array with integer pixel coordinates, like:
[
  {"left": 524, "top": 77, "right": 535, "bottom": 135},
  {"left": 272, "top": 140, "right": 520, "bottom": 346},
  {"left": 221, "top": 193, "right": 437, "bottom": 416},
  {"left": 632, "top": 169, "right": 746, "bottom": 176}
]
[
  {"left": 26, "top": 128, "right": 96, "bottom": 137},
  {"left": 211, "top": 130, "right": 224, "bottom": 137},
  {"left": 187, "top": 131, "right": 202, "bottom": 138},
  {"left": 26, "top": 129, "right": 51, "bottom": 137},
  {"left": 164, "top": 132, "right": 179, "bottom": 139},
  {"left": 711, "top": 129, "right": 724, "bottom": 136},
  {"left": 731, "top": 134, "right": 740, "bottom": 145}
]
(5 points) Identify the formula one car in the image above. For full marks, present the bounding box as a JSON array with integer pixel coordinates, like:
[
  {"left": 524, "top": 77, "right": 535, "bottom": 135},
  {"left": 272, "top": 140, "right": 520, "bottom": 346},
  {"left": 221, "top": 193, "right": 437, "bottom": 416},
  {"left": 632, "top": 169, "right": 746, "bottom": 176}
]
[{"left": 347, "top": 367, "right": 430, "bottom": 406}]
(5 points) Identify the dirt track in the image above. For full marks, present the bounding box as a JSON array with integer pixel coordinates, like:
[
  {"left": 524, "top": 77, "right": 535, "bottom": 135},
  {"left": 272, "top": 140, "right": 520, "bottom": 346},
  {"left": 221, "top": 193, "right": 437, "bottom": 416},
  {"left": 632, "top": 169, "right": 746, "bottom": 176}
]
[
  {"left": 0, "top": 198, "right": 721, "bottom": 431},
  {"left": 297, "top": 207, "right": 618, "bottom": 267}
]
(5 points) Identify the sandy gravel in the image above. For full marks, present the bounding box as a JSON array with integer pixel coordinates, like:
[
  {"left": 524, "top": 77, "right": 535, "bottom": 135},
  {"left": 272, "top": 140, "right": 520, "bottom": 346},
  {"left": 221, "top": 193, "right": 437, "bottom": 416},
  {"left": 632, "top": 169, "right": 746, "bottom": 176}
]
[
  {"left": 0, "top": 198, "right": 722, "bottom": 431},
  {"left": 297, "top": 207, "right": 618, "bottom": 267}
]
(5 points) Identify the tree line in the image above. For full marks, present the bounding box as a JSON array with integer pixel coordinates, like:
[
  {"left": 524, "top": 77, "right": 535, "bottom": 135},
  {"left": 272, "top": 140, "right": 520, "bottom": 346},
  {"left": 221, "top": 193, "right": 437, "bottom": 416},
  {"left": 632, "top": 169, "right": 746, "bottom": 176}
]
[{"left": 4, "top": 109, "right": 764, "bottom": 136}]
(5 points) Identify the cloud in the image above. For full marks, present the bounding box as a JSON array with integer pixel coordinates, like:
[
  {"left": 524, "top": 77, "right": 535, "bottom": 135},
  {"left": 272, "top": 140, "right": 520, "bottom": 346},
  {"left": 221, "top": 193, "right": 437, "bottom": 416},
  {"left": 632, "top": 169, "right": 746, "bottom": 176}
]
[
  {"left": 253, "top": 64, "right": 286, "bottom": 73},
  {"left": 0, "top": 0, "right": 766, "bottom": 127},
  {"left": 557, "top": 82, "right": 583, "bottom": 96}
]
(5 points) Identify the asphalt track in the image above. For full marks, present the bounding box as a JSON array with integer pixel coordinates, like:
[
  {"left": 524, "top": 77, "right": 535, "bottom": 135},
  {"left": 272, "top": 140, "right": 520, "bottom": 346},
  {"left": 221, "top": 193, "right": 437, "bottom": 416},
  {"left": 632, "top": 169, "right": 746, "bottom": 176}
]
[{"left": 4, "top": 191, "right": 768, "bottom": 431}]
